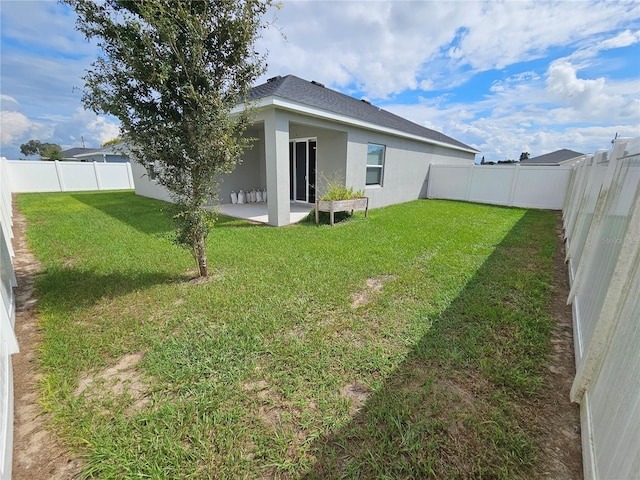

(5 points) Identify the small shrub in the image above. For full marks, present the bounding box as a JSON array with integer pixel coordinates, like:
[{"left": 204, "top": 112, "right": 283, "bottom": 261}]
[{"left": 318, "top": 173, "right": 364, "bottom": 201}]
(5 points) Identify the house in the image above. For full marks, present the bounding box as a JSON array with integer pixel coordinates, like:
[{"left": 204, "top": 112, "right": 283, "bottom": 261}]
[
  {"left": 72, "top": 145, "right": 129, "bottom": 163},
  {"left": 60, "top": 147, "right": 100, "bottom": 161},
  {"left": 132, "top": 74, "right": 478, "bottom": 226},
  {"left": 520, "top": 149, "right": 584, "bottom": 166}
]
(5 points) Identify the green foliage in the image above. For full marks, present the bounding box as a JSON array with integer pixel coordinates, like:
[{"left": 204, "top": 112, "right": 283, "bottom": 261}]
[
  {"left": 19, "top": 139, "right": 63, "bottom": 160},
  {"left": 171, "top": 203, "right": 217, "bottom": 273},
  {"left": 63, "top": 0, "right": 274, "bottom": 275},
  {"left": 101, "top": 137, "right": 122, "bottom": 147},
  {"left": 20, "top": 192, "right": 559, "bottom": 479},
  {"left": 19, "top": 139, "right": 41, "bottom": 157},
  {"left": 39, "top": 143, "right": 64, "bottom": 160},
  {"left": 318, "top": 172, "right": 364, "bottom": 201}
]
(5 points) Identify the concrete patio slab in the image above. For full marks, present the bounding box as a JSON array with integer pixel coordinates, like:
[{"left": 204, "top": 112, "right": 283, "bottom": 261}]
[{"left": 215, "top": 202, "right": 312, "bottom": 225}]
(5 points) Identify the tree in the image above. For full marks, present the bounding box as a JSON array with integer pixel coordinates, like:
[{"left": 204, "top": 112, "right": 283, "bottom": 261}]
[
  {"left": 519, "top": 152, "right": 530, "bottom": 161},
  {"left": 64, "top": 0, "right": 273, "bottom": 277},
  {"left": 20, "top": 139, "right": 42, "bottom": 157},
  {"left": 101, "top": 137, "right": 122, "bottom": 147},
  {"left": 20, "top": 139, "right": 63, "bottom": 160},
  {"left": 39, "top": 143, "right": 64, "bottom": 160}
]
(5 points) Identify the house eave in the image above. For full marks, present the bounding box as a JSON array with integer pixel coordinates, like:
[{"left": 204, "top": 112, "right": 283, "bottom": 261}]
[{"left": 234, "top": 96, "right": 479, "bottom": 155}]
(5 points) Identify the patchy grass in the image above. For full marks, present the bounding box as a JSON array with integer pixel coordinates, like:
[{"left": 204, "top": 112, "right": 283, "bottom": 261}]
[{"left": 19, "top": 191, "right": 556, "bottom": 479}]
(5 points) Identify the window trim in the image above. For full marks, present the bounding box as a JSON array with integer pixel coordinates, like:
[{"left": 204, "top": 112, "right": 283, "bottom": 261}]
[{"left": 366, "top": 143, "right": 385, "bottom": 187}]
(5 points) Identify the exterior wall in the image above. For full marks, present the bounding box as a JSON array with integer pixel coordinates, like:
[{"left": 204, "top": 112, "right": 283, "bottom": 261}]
[
  {"left": 289, "top": 122, "right": 348, "bottom": 198},
  {"left": 131, "top": 161, "right": 173, "bottom": 202},
  {"left": 217, "top": 136, "right": 265, "bottom": 204},
  {"left": 345, "top": 129, "right": 475, "bottom": 209},
  {"left": 130, "top": 106, "right": 475, "bottom": 215}
]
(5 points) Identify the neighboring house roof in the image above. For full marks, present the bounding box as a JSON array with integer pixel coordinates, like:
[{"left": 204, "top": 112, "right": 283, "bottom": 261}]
[
  {"left": 73, "top": 144, "right": 128, "bottom": 159},
  {"left": 521, "top": 149, "right": 584, "bottom": 166},
  {"left": 61, "top": 147, "right": 100, "bottom": 160},
  {"left": 247, "top": 75, "right": 478, "bottom": 154}
]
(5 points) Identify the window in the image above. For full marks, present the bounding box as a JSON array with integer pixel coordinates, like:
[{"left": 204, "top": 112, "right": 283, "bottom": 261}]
[
  {"left": 146, "top": 161, "right": 160, "bottom": 181},
  {"left": 366, "top": 144, "right": 385, "bottom": 186}
]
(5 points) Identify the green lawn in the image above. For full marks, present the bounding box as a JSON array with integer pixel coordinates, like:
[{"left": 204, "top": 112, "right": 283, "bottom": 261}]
[{"left": 19, "top": 191, "right": 557, "bottom": 479}]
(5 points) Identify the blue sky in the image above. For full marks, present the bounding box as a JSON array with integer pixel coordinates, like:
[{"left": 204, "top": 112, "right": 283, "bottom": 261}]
[{"left": 1, "top": 0, "right": 639, "bottom": 161}]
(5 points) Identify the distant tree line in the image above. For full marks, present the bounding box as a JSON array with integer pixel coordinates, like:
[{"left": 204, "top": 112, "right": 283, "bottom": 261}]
[
  {"left": 20, "top": 139, "right": 63, "bottom": 160},
  {"left": 480, "top": 152, "right": 529, "bottom": 165}
]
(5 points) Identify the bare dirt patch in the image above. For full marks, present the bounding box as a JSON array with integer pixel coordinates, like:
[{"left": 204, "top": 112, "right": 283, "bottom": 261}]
[
  {"left": 350, "top": 274, "right": 397, "bottom": 308},
  {"left": 340, "top": 381, "right": 371, "bottom": 416},
  {"left": 75, "top": 352, "right": 150, "bottom": 413}
]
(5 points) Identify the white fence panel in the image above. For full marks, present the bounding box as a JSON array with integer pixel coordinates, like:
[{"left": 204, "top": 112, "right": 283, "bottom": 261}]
[
  {"left": 99, "top": 162, "right": 135, "bottom": 190},
  {"left": 512, "top": 166, "right": 573, "bottom": 209},
  {"left": 0, "top": 157, "right": 18, "bottom": 480},
  {"left": 426, "top": 164, "right": 471, "bottom": 202},
  {"left": 564, "top": 137, "right": 640, "bottom": 480},
  {"left": 6, "top": 160, "right": 62, "bottom": 192},
  {"left": 6, "top": 160, "right": 134, "bottom": 193},
  {"left": 467, "top": 166, "right": 513, "bottom": 205},
  {"left": 427, "top": 163, "right": 572, "bottom": 210},
  {"left": 58, "top": 161, "right": 99, "bottom": 191}
]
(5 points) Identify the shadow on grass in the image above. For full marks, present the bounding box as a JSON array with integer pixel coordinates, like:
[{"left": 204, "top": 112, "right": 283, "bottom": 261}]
[
  {"left": 73, "top": 191, "right": 265, "bottom": 231},
  {"left": 35, "top": 266, "right": 184, "bottom": 313},
  {"left": 214, "top": 215, "right": 268, "bottom": 228},
  {"left": 70, "top": 191, "right": 175, "bottom": 236},
  {"left": 302, "top": 210, "right": 557, "bottom": 479}
]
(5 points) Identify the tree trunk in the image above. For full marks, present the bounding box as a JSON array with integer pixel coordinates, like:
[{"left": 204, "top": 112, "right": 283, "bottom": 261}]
[{"left": 195, "top": 233, "right": 208, "bottom": 277}]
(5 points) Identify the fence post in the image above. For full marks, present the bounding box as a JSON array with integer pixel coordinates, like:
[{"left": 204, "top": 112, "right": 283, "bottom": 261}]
[
  {"left": 53, "top": 160, "right": 66, "bottom": 192},
  {"left": 464, "top": 164, "right": 474, "bottom": 202},
  {"left": 93, "top": 162, "right": 103, "bottom": 190},
  {"left": 507, "top": 163, "right": 520, "bottom": 207},
  {"left": 126, "top": 162, "right": 134, "bottom": 189}
]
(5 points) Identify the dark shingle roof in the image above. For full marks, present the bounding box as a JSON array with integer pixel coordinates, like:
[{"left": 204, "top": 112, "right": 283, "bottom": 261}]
[
  {"left": 61, "top": 147, "right": 99, "bottom": 159},
  {"left": 248, "top": 75, "right": 476, "bottom": 152},
  {"left": 522, "top": 149, "right": 584, "bottom": 165}
]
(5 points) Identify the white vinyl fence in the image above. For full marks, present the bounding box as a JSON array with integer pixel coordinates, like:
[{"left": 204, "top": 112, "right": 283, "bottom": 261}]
[
  {"left": 0, "top": 158, "right": 19, "bottom": 480},
  {"left": 5, "top": 159, "right": 134, "bottom": 192},
  {"left": 427, "top": 163, "right": 572, "bottom": 210},
  {"left": 0, "top": 156, "right": 135, "bottom": 479},
  {"left": 563, "top": 137, "right": 640, "bottom": 480}
]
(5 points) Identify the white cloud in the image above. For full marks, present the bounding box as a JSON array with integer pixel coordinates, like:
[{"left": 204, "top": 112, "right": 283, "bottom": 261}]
[
  {"left": 52, "top": 108, "right": 121, "bottom": 149},
  {"left": 259, "top": 0, "right": 640, "bottom": 100},
  {"left": 0, "top": 110, "right": 33, "bottom": 144},
  {"left": 545, "top": 61, "right": 640, "bottom": 121},
  {"left": 598, "top": 29, "right": 640, "bottom": 49}
]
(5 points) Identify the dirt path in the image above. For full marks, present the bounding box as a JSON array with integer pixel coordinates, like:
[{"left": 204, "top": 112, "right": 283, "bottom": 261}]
[
  {"left": 532, "top": 215, "right": 583, "bottom": 478},
  {"left": 9, "top": 202, "right": 581, "bottom": 479},
  {"left": 11, "top": 196, "right": 82, "bottom": 480}
]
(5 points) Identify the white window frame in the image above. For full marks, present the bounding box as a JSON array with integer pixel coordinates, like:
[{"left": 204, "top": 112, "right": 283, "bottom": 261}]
[{"left": 366, "top": 143, "right": 385, "bottom": 187}]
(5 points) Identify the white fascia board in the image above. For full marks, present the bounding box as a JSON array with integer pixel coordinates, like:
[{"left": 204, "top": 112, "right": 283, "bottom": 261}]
[{"left": 233, "top": 97, "right": 478, "bottom": 155}]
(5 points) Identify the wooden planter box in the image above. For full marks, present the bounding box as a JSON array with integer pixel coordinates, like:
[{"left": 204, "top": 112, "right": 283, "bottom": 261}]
[{"left": 315, "top": 197, "right": 369, "bottom": 226}]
